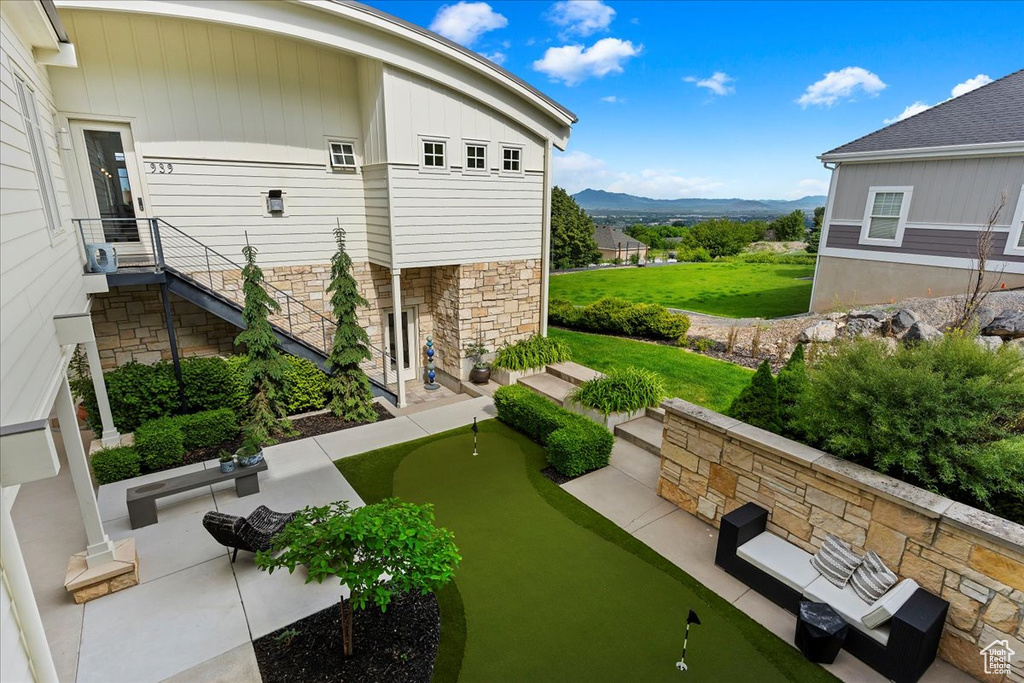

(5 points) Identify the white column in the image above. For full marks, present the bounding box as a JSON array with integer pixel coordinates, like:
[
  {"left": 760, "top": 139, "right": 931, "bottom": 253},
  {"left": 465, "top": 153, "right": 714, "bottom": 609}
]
[
  {"left": 540, "top": 140, "right": 553, "bottom": 336},
  {"left": 55, "top": 375, "right": 115, "bottom": 567},
  {"left": 83, "top": 341, "right": 120, "bottom": 447},
  {"left": 1, "top": 502, "right": 59, "bottom": 683},
  {"left": 391, "top": 269, "right": 407, "bottom": 407}
]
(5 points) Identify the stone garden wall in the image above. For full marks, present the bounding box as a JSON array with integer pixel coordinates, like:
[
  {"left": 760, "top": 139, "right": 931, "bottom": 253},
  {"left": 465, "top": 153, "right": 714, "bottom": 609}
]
[{"left": 658, "top": 398, "right": 1024, "bottom": 682}]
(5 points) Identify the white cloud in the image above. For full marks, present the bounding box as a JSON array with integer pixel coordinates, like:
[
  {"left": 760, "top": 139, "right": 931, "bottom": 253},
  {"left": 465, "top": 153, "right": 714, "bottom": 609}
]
[
  {"left": 482, "top": 51, "right": 507, "bottom": 64},
  {"left": 600, "top": 95, "right": 623, "bottom": 103},
  {"left": 547, "top": 1, "right": 615, "bottom": 38},
  {"left": 797, "top": 67, "right": 886, "bottom": 107},
  {"left": 782, "top": 178, "right": 829, "bottom": 199},
  {"left": 951, "top": 73, "right": 992, "bottom": 98},
  {"left": 553, "top": 150, "right": 723, "bottom": 198},
  {"left": 883, "top": 101, "right": 931, "bottom": 124},
  {"left": 430, "top": 2, "right": 508, "bottom": 46},
  {"left": 533, "top": 38, "right": 641, "bottom": 86},
  {"left": 684, "top": 71, "right": 735, "bottom": 96}
]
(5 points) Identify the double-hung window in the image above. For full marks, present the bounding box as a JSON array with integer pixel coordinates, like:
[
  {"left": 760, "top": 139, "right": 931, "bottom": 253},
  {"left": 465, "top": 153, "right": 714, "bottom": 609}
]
[
  {"left": 329, "top": 141, "right": 356, "bottom": 170},
  {"left": 422, "top": 140, "right": 446, "bottom": 169},
  {"left": 465, "top": 144, "right": 487, "bottom": 171},
  {"left": 1006, "top": 185, "right": 1024, "bottom": 256},
  {"left": 859, "top": 186, "right": 912, "bottom": 246},
  {"left": 501, "top": 146, "right": 522, "bottom": 173},
  {"left": 14, "top": 73, "right": 62, "bottom": 236}
]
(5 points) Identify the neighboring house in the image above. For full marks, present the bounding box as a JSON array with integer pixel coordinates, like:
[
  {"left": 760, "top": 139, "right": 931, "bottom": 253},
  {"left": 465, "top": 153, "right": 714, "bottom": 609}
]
[
  {"left": 594, "top": 225, "right": 649, "bottom": 262},
  {"left": 0, "top": 0, "right": 574, "bottom": 678},
  {"left": 810, "top": 69, "right": 1024, "bottom": 312}
]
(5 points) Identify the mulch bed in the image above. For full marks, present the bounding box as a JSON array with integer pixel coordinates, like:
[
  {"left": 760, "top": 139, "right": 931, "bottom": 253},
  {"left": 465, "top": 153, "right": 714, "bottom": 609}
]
[
  {"left": 541, "top": 466, "right": 578, "bottom": 485},
  {"left": 182, "top": 404, "right": 393, "bottom": 466},
  {"left": 254, "top": 592, "right": 440, "bottom": 683}
]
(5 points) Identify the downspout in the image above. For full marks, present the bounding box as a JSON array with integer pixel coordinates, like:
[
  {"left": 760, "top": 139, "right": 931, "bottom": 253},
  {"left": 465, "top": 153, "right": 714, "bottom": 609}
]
[{"left": 540, "top": 140, "right": 552, "bottom": 336}]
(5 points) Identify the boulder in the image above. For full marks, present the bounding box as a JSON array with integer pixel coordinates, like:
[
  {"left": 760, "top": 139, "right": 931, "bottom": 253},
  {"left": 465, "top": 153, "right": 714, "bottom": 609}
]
[
  {"left": 839, "top": 318, "right": 883, "bottom": 338},
  {"left": 980, "top": 310, "right": 1024, "bottom": 339},
  {"left": 798, "top": 320, "right": 838, "bottom": 343},
  {"left": 903, "top": 322, "right": 944, "bottom": 344},
  {"left": 884, "top": 309, "right": 919, "bottom": 336},
  {"left": 975, "top": 336, "right": 1004, "bottom": 352},
  {"left": 847, "top": 309, "right": 888, "bottom": 322}
]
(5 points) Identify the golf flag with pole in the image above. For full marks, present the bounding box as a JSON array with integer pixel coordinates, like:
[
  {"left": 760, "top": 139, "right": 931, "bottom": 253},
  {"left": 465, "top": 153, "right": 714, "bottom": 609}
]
[
  {"left": 472, "top": 417, "right": 479, "bottom": 456},
  {"left": 676, "top": 609, "right": 701, "bottom": 672}
]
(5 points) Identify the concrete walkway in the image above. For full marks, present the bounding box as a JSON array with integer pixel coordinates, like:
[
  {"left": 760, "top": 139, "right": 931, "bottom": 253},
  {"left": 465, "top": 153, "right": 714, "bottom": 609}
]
[{"left": 562, "top": 439, "right": 972, "bottom": 683}]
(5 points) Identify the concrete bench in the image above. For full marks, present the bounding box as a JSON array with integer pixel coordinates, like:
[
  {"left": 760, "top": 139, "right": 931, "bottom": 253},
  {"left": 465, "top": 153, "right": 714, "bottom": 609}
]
[{"left": 126, "top": 460, "right": 268, "bottom": 529}]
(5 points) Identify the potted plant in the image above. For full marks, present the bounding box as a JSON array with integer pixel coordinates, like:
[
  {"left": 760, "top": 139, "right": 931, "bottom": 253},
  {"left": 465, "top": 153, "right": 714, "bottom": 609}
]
[
  {"left": 235, "top": 429, "right": 265, "bottom": 468},
  {"left": 465, "top": 339, "right": 491, "bottom": 384},
  {"left": 218, "top": 449, "right": 236, "bottom": 473},
  {"left": 69, "top": 345, "right": 91, "bottom": 422}
]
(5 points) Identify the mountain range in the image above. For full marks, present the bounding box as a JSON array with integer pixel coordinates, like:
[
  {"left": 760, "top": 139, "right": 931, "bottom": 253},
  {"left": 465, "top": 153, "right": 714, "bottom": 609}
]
[{"left": 572, "top": 189, "right": 826, "bottom": 215}]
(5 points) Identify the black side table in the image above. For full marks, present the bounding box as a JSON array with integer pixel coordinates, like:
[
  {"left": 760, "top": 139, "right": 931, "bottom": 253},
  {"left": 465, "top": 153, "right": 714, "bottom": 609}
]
[{"left": 795, "top": 600, "right": 848, "bottom": 664}]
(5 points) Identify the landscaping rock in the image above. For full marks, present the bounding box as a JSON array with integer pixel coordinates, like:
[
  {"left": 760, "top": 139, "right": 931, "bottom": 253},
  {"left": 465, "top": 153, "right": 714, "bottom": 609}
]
[
  {"left": 839, "top": 318, "right": 883, "bottom": 338},
  {"left": 881, "top": 337, "right": 899, "bottom": 355},
  {"left": 798, "top": 320, "right": 837, "bottom": 343},
  {"left": 975, "top": 336, "right": 1004, "bottom": 352},
  {"left": 884, "top": 309, "right": 919, "bottom": 336},
  {"left": 903, "top": 322, "right": 944, "bottom": 344},
  {"left": 847, "top": 309, "right": 888, "bottom": 322},
  {"left": 981, "top": 310, "right": 1024, "bottom": 339}
]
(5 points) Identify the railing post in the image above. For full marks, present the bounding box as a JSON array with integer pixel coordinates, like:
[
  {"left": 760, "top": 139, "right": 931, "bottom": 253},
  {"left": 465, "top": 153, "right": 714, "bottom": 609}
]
[
  {"left": 383, "top": 345, "right": 388, "bottom": 387},
  {"left": 321, "top": 317, "right": 327, "bottom": 352},
  {"left": 152, "top": 219, "right": 165, "bottom": 269},
  {"left": 287, "top": 297, "right": 292, "bottom": 333},
  {"left": 206, "top": 247, "right": 213, "bottom": 290}
]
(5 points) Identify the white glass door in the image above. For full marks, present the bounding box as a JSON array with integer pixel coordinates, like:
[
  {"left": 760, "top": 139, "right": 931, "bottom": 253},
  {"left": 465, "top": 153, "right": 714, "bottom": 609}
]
[{"left": 386, "top": 307, "right": 418, "bottom": 375}]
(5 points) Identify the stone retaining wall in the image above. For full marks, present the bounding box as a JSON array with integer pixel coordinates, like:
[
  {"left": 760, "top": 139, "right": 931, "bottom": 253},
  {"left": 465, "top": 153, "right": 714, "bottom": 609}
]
[{"left": 658, "top": 398, "right": 1024, "bottom": 682}]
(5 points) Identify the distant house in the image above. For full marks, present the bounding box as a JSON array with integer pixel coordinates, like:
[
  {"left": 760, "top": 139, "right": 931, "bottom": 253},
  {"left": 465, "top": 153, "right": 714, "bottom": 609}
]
[
  {"left": 810, "top": 70, "right": 1024, "bottom": 312},
  {"left": 594, "top": 225, "right": 650, "bottom": 262}
]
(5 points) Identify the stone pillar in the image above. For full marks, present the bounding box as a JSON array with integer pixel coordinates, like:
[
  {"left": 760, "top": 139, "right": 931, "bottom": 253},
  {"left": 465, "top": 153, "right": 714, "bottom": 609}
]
[
  {"left": 83, "top": 340, "right": 120, "bottom": 447},
  {"left": 391, "top": 269, "right": 407, "bottom": 407},
  {"left": 55, "top": 375, "right": 116, "bottom": 567}
]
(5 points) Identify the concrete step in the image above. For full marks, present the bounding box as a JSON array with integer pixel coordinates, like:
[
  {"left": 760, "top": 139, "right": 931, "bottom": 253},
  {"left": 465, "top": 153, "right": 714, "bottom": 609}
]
[
  {"left": 518, "top": 372, "right": 576, "bottom": 406},
  {"left": 460, "top": 380, "right": 501, "bottom": 398},
  {"left": 545, "top": 361, "right": 603, "bottom": 387},
  {"left": 646, "top": 406, "right": 666, "bottom": 423},
  {"left": 614, "top": 416, "right": 664, "bottom": 457},
  {"left": 393, "top": 393, "right": 471, "bottom": 416}
]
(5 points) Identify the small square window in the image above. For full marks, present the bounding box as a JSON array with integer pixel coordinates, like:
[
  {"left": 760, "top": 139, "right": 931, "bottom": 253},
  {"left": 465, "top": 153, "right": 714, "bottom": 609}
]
[
  {"left": 329, "top": 141, "right": 356, "bottom": 169},
  {"left": 466, "top": 144, "right": 486, "bottom": 170},
  {"left": 502, "top": 147, "right": 521, "bottom": 173},
  {"left": 423, "top": 141, "right": 446, "bottom": 168}
]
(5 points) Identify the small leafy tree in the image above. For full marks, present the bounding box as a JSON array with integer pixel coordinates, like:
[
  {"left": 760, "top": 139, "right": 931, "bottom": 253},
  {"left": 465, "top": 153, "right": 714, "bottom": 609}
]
[
  {"left": 776, "top": 344, "right": 810, "bottom": 437},
  {"left": 325, "top": 228, "right": 377, "bottom": 423},
  {"left": 234, "top": 244, "right": 292, "bottom": 442},
  {"left": 551, "top": 186, "right": 600, "bottom": 269},
  {"left": 727, "top": 360, "right": 782, "bottom": 433},
  {"left": 257, "top": 499, "right": 461, "bottom": 656},
  {"left": 769, "top": 209, "right": 806, "bottom": 242}
]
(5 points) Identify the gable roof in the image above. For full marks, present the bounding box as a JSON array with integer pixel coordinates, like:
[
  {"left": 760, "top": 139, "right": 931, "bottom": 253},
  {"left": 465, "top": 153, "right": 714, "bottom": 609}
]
[
  {"left": 593, "top": 226, "right": 646, "bottom": 251},
  {"left": 821, "top": 69, "right": 1024, "bottom": 161}
]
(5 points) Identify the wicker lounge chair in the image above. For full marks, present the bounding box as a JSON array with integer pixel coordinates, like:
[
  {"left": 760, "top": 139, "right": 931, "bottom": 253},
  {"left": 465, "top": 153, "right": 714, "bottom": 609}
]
[{"left": 202, "top": 505, "right": 296, "bottom": 562}]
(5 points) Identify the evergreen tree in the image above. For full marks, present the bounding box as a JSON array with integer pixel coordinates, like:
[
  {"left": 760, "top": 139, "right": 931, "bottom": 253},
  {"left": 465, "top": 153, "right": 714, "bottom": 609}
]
[
  {"left": 325, "top": 227, "right": 377, "bottom": 423},
  {"left": 805, "top": 206, "right": 825, "bottom": 253},
  {"left": 234, "top": 244, "right": 292, "bottom": 443},
  {"left": 777, "top": 344, "right": 810, "bottom": 436},
  {"left": 551, "top": 186, "right": 600, "bottom": 269},
  {"left": 727, "top": 360, "right": 782, "bottom": 433}
]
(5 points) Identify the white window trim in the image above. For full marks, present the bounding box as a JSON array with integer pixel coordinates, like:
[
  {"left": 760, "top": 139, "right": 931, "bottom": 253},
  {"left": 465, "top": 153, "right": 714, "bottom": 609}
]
[
  {"left": 1005, "top": 185, "right": 1024, "bottom": 257},
  {"left": 499, "top": 144, "right": 524, "bottom": 176},
  {"left": 859, "top": 186, "right": 912, "bottom": 247},
  {"left": 418, "top": 136, "right": 449, "bottom": 174},
  {"left": 327, "top": 139, "right": 358, "bottom": 172},
  {"left": 13, "top": 69, "right": 63, "bottom": 238},
  {"left": 463, "top": 140, "right": 489, "bottom": 176}
]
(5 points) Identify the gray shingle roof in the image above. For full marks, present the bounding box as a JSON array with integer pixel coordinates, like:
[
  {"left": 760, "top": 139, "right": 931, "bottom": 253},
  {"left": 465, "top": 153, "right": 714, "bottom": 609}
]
[
  {"left": 823, "top": 69, "right": 1024, "bottom": 157},
  {"left": 593, "top": 225, "right": 646, "bottom": 250}
]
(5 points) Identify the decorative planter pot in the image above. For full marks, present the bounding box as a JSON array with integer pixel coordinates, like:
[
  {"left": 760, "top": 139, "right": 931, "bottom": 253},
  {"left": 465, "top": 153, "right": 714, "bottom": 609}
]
[
  {"left": 491, "top": 366, "right": 545, "bottom": 386},
  {"left": 237, "top": 451, "right": 265, "bottom": 468},
  {"left": 469, "top": 366, "right": 491, "bottom": 384},
  {"left": 76, "top": 403, "right": 89, "bottom": 423},
  {"left": 219, "top": 460, "right": 236, "bottom": 473}
]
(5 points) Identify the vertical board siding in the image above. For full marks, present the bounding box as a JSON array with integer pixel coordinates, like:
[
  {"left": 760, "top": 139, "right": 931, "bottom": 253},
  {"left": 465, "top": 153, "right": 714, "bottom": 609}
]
[
  {"left": 362, "top": 165, "right": 391, "bottom": 265},
  {"left": 0, "top": 10, "right": 87, "bottom": 425},
  {"left": 832, "top": 157, "right": 1024, "bottom": 225},
  {"left": 357, "top": 58, "right": 387, "bottom": 165}
]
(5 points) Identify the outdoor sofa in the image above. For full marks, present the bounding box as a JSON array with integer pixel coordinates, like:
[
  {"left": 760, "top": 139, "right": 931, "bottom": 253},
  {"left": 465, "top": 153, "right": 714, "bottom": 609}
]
[{"left": 715, "top": 502, "right": 948, "bottom": 683}]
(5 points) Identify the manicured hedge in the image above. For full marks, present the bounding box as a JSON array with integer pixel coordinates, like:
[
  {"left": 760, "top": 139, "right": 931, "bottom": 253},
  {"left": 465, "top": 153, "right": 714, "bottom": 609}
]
[
  {"left": 549, "top": 297, "right": 690, "bottom": 344},
  {"left": 134, "top": 416, "right": 185, "bottom": 470},
  {"left": 90, "top": 446, "right": 141, "bottom": 485},
  {"left": 493, "top": 385, "right": 613, "bottom": 477},
  {"left": 173, "top": 408, "right": 238, "bottom": 450},
  {"left": 181, "top": 356, "right": 241, "bottom": 412}
]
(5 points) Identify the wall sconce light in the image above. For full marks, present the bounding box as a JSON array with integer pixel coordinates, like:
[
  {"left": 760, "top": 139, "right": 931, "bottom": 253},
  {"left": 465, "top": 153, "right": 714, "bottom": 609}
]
[{"left": 266, "top": 189, "right": 284, "bottom": 214}]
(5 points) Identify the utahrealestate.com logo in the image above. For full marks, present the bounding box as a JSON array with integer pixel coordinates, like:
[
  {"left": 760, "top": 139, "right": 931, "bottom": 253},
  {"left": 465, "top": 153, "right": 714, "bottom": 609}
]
[{"left": 980, "top": 639, "right": 1015, "bottom": 676}]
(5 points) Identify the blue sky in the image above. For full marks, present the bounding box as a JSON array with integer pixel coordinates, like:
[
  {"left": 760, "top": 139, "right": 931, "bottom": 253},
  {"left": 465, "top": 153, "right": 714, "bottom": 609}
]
[{"left": 367, "top": 1, "right": 1023, "bottom": 200}]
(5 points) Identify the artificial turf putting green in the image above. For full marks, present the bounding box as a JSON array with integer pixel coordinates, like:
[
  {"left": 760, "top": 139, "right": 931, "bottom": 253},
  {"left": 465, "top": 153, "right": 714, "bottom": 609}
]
[
  {"left": 550, "top": 262, "right": 815, "bottom": 318},
  {"left": 336, "top": 420, "right": 836, "bottom": 683}
]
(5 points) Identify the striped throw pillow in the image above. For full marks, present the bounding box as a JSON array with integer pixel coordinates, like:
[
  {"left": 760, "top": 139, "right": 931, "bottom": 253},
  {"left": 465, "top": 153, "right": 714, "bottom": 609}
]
[
  {"left": 809, "top": 534, "right": 863, "bottom": 588},
  {"left": 851, "top": 551, "right": 898, "bottom": 604}
]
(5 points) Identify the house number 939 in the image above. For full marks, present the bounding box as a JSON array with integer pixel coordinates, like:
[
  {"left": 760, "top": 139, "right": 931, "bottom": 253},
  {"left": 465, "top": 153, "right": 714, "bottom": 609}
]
[{"left": 148, "top": 162, "right": 173, "bottom": 174}]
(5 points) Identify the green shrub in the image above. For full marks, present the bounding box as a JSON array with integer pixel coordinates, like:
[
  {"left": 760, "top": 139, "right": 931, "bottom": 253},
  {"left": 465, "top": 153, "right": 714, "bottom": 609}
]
[
  {"left": 493, "top": 385, "right": 613, "bottom": 477},
  {"left": 676, "top": 247, "right": 712, "bottom": 263},
  {"left": 727, "top": 360, "right": 782, "bottom": 433},
  {"left": 548, "top": 298, "right": 582, "bottom": 328},
  {"left": 283, "top": 355, "right": 329, "bottom": 413},
  {"left": 492, "top": 334, "right": 572, "bottom": 372},
  {"left": 690, "top": 337, "right": 715, "bottom": 353},
  {"left": 978, "top": 438, "right": 1024, "bottom": 524},
  {"left": 777, "top": 345, "right": 810, "bottom": 437},
  {"left": 181, "top": 357, "right": 239, "bottom": 412},
  {"left": 553, "top": 297, "right": 690, "bottom": 344},
  {"left": 80, "top": 361, "right": 179, "bottom": 433},
  {"left": 794, "top": 335, "right": 1024, "bottom": 511},
  {"left": 134, "top": 417, "right": 186, "bottom": 470},
  {"left": 569, "top": 367, "right": 666, "bottom": 417},
  {"left": 578, "top": 297, "right": 634, "bottom": 334},
  {"left": 91, "top": 446, "right": 141, "bottom": 485},
  {"left": 173, "top": 408, "right": 238, "bottom": 450},
  {"left": 225, "top": 355, "right": 250, "bottom": 409}
]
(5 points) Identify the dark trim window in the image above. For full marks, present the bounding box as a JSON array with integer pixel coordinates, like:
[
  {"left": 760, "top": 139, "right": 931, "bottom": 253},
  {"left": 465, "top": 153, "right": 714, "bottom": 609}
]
[
  {"left": 502, "top": 146, "right": 521, "bottom": 173},
  {"left": 329, "top": 141, "right": 356, "bottom": 169},
  {"left": 466, "top": 144, "right": 486, "bottom": 170},
  {"left": 423, "top": 140, "right": 446, "bottom": 168}
]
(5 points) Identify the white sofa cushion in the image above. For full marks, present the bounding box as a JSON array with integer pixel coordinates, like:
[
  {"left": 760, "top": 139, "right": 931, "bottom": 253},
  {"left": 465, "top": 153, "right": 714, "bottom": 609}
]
[
  {"left": 862, "top": 579, "right": 920, "bottom": 629},
  {"left": 804, "top": 575, "right": 891, "bottom": 645},
  {"left": 737, "top": 532, "right": 820, "bottom": 592}
]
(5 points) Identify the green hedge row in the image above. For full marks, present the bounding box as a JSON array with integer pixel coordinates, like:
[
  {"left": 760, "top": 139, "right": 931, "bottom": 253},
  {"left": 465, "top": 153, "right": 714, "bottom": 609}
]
[
  {"left": 549, "top": 297, "right": 690, "bottom": 344},
  {"left": 90, "top": 446, "right": 142, "bottom": 485},
  {"left": 493, "top": 385, "right": 613, "bottom": 478},
  {"left": 103, "top": 408, "right": 238, "bottom": 476}
]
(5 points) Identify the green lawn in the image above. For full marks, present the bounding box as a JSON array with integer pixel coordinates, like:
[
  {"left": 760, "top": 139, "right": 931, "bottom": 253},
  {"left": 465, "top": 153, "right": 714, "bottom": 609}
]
[
  {"left": 550, "top": 262, "right": 815, "bottom": 318},
  {"left": 550, "top": 328, "right": 752, "bottom": 413},
  {"left": 337, "top": 420, "right": 835, "bottom": 683}
]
